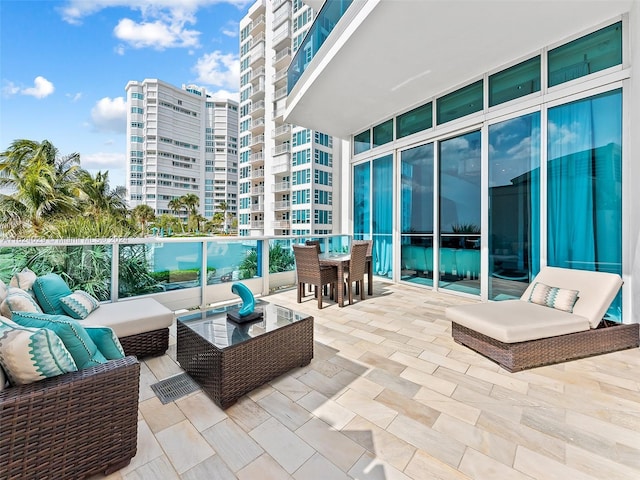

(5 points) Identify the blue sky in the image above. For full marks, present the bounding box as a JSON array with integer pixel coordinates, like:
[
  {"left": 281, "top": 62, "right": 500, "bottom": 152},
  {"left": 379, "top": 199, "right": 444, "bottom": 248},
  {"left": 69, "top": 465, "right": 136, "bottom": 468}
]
[{"left": 1, "top": 0, "right": 253, "bottom": 187}]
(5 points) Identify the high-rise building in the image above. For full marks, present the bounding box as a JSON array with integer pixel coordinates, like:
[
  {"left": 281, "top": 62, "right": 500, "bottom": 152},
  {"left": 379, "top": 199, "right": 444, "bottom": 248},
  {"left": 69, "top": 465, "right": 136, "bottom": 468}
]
[
  {"left": 125, "top": 79, "right": 238, "bottom": 224},
  {"left": 238, "top": 0, "right": 341, "bottom": 237}
]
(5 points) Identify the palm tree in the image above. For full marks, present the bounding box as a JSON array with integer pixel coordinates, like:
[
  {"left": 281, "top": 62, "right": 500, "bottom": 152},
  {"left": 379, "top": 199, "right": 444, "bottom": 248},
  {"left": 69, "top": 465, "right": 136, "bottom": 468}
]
[
  {"left": 131, "top": 204, "right": 156, "bottom": 235},
  {"left": 181, "top": 194, "right": 200, "bottom": 233},
  {"left": 0, "top": 139, "right": 81, "bottom": 237},
  {"left": 216, "top": 201, "right": 229, "bottom": 233},
  {"left": 76, "top": 170, "right": 128, "bottom": 218},
  {"left": 167, "top": 197, "right": 186, "bottom": 233}
]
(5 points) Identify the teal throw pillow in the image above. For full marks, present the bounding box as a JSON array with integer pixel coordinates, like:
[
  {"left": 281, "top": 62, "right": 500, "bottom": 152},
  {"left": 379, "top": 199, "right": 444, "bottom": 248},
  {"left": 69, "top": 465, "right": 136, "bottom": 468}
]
[
  {"left": 11, "top": 311, "right": 107, "bottom": 369},
  {"left": 85, "top": 326, "right": 125, "bottom": 360},
  {"left": 0, "top": 316, "right": 77, "bottom": 385},
  {"left": 59, "top": 290, "right": 100, "bottom": 319},
  {"left": 33, "top": 273, "right": 73, "bottom": 315}
]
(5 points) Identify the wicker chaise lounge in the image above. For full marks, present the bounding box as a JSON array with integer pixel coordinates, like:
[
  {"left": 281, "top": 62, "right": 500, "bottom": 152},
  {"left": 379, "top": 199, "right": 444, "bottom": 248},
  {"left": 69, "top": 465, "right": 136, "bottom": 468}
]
[
  {"left": 446, "top": 266, "right": 639, "bottom": 372},
  {"left": 0, "top": 356, "right": 140, "bottom": 479}
]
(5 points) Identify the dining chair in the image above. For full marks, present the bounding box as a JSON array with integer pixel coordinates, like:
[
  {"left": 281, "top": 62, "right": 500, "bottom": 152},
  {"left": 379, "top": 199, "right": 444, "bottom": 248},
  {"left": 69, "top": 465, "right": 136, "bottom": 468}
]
[
  {"left": 352, "top": 240, "right": 373, "bottom": 296},
  {"left": 304, "top": 240, "right": 322, "bottom": 296},
  {"left": 345, "top": 242, "right": 369, "bottom": 305},
  {"left": 292, "top": 244, "right": 337, "bottom": 309}
]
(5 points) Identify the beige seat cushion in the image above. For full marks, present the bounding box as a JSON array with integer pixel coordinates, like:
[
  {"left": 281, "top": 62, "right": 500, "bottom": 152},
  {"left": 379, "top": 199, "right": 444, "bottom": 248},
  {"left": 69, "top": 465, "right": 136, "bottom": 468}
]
[
  {"left": 446, "top": 300, "right": 590, "bottom": 343},
  {"left": 81, "top": 297, "right": 173, "bottom": 338}
]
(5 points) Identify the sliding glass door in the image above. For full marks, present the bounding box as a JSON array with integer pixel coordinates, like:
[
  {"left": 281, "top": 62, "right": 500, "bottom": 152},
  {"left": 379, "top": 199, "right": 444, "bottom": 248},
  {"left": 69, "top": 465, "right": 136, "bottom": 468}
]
[
  {"left": 439, "top": 131, "right": 481, "bottom": 294},
  {"left": 488, "top": 112, "right": 540, "bottom": 299}
]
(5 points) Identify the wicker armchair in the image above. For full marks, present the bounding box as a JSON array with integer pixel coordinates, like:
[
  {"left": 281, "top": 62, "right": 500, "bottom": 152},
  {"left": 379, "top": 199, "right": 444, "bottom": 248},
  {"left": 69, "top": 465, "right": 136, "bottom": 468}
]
[
  {"left": 352, "top": 240, "right": 373, "bottom": 295},
  {"left": 304, "top": 240, "right": 322, "bottom": 296},
  {"left": 345, "top": 242, "right": 369, "bottom": 305},
  {"left": 0, "top": 356, "right": 140, "bottom": 480},
  {"left": 293, "top": 244, "right": 338, "bottom": 309}
]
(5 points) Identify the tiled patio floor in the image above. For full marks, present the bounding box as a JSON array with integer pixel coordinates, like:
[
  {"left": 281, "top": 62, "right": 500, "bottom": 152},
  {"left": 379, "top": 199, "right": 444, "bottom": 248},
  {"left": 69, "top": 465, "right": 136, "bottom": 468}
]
[{"left": 92, "top": 281, "right": 640, "bottom": 479}]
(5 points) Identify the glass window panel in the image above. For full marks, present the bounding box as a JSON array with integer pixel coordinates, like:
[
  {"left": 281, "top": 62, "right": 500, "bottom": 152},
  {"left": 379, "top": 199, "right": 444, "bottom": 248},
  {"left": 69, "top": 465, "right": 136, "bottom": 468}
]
[
  {"left": 488, "top": 112, "right": 540, "bottom": 300},
  {"left": 489, "top": 56, "right": 541, "bottom": 106},
  {"left": 439, "top": 131, "right": 481, "bottom": 295},
  {"left": 397, "top": 103, "right": 433, "bottom": 138},
  {"left": 401, "top": 143, "right": 434, "bottom": 286},
  {"left": 373, "top": 155, "right": 393, "bottom": 278},
  {"left": 547, "top": 89, "right": 622, "bottom": 320},
  {"left": 548, "top": 21, "right": 622, "bottom": 87},
  {"left": 353, "top": 162, "right": 370, "bottom": 237},
  {"left": 436, "top": 80, "right": 483, "bottom": 125},
  {"left": 373, "top": 119, "right": 393, "bottom": 147},
  {"left": 353, "top": 130, "right": 371, "bottom": 155}
]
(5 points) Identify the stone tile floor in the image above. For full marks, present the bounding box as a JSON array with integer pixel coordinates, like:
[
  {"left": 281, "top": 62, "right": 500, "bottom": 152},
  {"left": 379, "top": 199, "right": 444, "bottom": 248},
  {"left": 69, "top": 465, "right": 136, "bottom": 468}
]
[{"left": 91, "top": 281, "right": 640, "bottom": 479}]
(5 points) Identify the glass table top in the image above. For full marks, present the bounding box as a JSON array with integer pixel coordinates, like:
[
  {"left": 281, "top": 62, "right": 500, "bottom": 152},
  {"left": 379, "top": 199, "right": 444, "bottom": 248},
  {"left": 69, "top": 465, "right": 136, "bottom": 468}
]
[{"left": 177, "top": 301, "right": 311, "bottom": 349}]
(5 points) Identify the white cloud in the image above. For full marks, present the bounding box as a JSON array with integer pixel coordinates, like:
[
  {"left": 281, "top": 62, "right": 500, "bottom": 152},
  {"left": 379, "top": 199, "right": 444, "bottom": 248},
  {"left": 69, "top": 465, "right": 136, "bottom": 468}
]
[
  {"left": 207, "top": 89, "right": 239, "bottom": 102},
  {"left": 59, "top": 1, "right": 251, "bottom": 51},
  {"left": 5, "top": 76, "right": 55, "bottom": 99},
  {"left": 81, "top": 151, "right": 126, "bottom": 170},
  {"left": 91, "top": 97, "right": 127, "bottom": 134},
  {"left": 221, "top": 20, "right": 239, "bottom": 37},
  {"left": 66, "top": 92, "right": 83, "bottom": 102},
  {"left": 114, "top": 17, "right": 200, "bottom": 50},
  {"left": 193, "top": 50, "right": 239, "bottom": 90}
]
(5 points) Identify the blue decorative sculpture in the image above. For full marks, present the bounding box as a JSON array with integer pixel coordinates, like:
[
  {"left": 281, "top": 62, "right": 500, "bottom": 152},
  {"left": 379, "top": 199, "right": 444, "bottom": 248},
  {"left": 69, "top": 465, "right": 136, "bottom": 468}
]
[
  {"left": 231, "top": 282, "right": 255, "bottom": 316},
  {"left": 228, "top": 282, "right": 263, "bottom": 323}
]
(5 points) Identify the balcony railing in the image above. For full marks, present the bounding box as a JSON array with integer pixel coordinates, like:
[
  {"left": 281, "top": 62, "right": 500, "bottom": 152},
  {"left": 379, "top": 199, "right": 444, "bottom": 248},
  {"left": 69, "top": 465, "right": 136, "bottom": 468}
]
[
  {"left": 0, "top": 235, "right": 352, "bottom": 311},
  {"left": 273, "top": 124, "right": 291, "bottom": 139},
  {"left": 250, "top": 151, "right": 264, "bottom": 163},
  {"left": 273, "top": 181, "right": 290, "bottom": 192},
  {"left": 273, "top": 200, "right": 291, "bottom": 210},
  {"left": 288, "top": 0, "right": 353, "bottom": 94},
  {"left": 252, "top": 168, "right": 265, "bottom": 178},
  {"left": 272, "top": 143, "right": 291, "bottom": 156},
  {"left": 272, "top": 220, "right": 291, "bottom": 229},
  {"left": 274, "top": 86, "right": 288, "bottom": 101}
]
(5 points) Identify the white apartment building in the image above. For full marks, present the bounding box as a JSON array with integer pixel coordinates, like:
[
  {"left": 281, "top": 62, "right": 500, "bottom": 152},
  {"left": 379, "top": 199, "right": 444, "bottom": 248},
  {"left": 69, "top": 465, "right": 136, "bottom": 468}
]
[
  {"left": 125, "top": 79, "right": 238, "bottom": 222},
  {"left": 238, "top": 0, "right": 341, "bottom": 237}
]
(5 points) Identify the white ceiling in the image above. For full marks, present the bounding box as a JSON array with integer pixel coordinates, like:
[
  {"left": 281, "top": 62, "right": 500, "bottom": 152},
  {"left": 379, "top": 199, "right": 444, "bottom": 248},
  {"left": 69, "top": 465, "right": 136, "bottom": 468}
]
[{"left": 286, "top": 0, "right": 633, "bottom": 139}]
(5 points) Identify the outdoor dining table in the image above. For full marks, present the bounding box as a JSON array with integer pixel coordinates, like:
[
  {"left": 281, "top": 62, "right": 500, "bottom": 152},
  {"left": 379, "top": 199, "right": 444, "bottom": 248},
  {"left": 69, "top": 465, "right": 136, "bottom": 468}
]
[{"left": 319, "top": 252, "right": 373, "bottom": 307}]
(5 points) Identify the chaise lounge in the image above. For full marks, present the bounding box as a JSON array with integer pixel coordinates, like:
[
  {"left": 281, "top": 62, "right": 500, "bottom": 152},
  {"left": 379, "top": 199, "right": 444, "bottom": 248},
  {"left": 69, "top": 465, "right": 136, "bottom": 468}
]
[{"left": 446, "top": 266, "right": 639, "bottom": 372}]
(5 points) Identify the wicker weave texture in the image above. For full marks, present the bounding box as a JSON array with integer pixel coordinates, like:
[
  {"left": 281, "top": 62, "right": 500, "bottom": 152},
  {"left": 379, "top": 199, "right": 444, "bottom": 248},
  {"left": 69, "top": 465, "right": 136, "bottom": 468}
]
[
  {"left": 293, "top": 244, "right": 338, "bottom": 308},
  {"left": 452, "top": 321, "right": 639, "bottom": 372},
  {"left": 0, "top": 356, "right": 140, "bottom": 480},
  {"left": 119, "top": 327, "right": 169, "bottom": 358},
  {"left": 177, "top": 316, "right": 313, "bottom": 409},
  {"left": 345, "top": 242, "right": 369, "bottom": 305}
]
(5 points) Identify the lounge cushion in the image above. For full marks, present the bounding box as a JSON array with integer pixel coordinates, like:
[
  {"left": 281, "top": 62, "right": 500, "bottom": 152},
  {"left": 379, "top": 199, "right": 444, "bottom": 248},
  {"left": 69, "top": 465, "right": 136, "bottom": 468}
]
[
  {"left": 0, "top": 315, "right": 77, "bottom": 385},
  {"left": 9, "top": 267, "right": 37, "bottom": 297},
  {"left": 520, "top": 267, "right": 623, "bottom": 328},
  {"left": 81, "top": 297, "right": 173, "bottom": 338},
  {"left": 60, "top": 290, "right": 101, "bottom": 319},
  {"left": 33, "top": 273, "right": 73, "bottom": 315},
  {"left": 11, "top": 311, "right": 107, "bottom": 369},
  {"left": 0, "top": 287, "right": 43, "bottom": 318},
  {"left": 85, "top": 326, "right": 125, "bottom": 360},
  {"left": 446, "top": 300, "right": 590, "bottom": 343}
]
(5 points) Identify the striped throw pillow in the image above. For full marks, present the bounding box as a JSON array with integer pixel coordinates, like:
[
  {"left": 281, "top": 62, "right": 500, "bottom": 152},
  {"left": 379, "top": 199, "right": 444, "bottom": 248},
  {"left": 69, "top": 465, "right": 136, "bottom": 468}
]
[
  {"left": 59, "top": 290, "right": 101, "bottom": 319},
  {"left": 0, "top": 287, "right": 43, "bottom": 318},
  {"left": 528, "top": 282, "right": 579, "bottom": 313},
  {"left": 0, "top": 316, "right": 77, "bottom": 385}
]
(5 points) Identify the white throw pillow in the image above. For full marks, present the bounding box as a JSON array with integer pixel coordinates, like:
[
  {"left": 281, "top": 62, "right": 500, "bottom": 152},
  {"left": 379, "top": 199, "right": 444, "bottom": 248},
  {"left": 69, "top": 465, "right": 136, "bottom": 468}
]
[{"left": 0, "top": 287, "right": 43, "bottom": 318}]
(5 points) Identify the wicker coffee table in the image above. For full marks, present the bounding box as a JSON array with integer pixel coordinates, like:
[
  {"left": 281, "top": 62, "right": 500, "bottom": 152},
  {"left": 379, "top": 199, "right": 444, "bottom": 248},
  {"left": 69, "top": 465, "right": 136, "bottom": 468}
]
[{"left": 176, "top": 302, "right": 313, "bottom": 408}]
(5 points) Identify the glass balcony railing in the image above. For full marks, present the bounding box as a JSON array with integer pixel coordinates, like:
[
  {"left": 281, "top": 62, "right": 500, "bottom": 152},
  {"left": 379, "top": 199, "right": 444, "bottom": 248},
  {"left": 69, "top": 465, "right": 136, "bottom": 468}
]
[
  {"left": 288, "top": 0, "right": 353, "bottom": 94},
  {"left": 0, "top": 234, "right": 351, "bottom": 311}
]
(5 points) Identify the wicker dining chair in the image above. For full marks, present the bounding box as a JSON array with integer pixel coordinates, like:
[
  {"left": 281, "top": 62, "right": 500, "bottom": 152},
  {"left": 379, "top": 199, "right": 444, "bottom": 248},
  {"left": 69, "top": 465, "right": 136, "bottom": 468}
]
[
  {"left": 293, "top": 244, "right": 337, "bottom": 309},
  {"left": 352, "top": 239, "right": 373, "bottom": 296},
  {"left": 345, "top": 242, "right": 369, "bottom": 305},
  {"left": 304, "top": 240, "right": 322, "bottom": 296}
]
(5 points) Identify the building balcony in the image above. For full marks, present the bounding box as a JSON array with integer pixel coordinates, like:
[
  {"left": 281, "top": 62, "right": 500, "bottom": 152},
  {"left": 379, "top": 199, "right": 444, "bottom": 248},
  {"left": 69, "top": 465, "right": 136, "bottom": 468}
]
[
  {"left": 250, "top": 117, "right": 265, "bottom": 134},
  {"left": 250, "top": 100, "right": 265, "bottom": 117},
  {"left": 249, "top": 220, "right": 264, "bottom": 229},
  {"left": 250, "top": 151, "right": 264, "bottom": 165},
  {"left": 272, "top": 108, "right": 285, "bottom": 121},
  {"left": 272, "top": 220, "right": 290, "bottom": 229},
  {"left": 251, "top": 168, "right": 265, "bottom": 179},
  {"left": 2, "top": 236, "right": 637, "bottom": 480},
  {"left": 273, "top": 47, "right": 292, "bottom": 69},
  {"left": 272, "top": 143, "right": 291, "bottom": 156},
  {"left": 272, "top": 25, "right": 291, "bottom": 49},
  {"left": 251, "top": 32, "right": 265, "bottom": 46},
  {"left": 273, "top": 181, "right": 290, "bottom": 192},
  {"left": 250, "top": 202, "right": 264, "bottom": 212},
  {"left": 250, "top": 14, "right": 265, "bottom": 35},
  {"left": 250, "top": 84, "right": 266, "bottom": 100},
  {"left": 272, "top": 200, "right": 290, "bottom": 210},
  {"left": 272, "top": 67, "right": 288, "bottom": 86},
  {"left": 274, "top": 85, "right": 288, "bottom": 101},
  {"left": 251, "top": 66, "right": 266, "bottom": 82},
  {"left": 251, "top": 134, "right": 265, "bottom": 147},
  {"left": 251, "top": 185, "right": 265, "bottom": 194},
  {"left": 272, "top": 124, "right": 291, "bottom": 141},
  {"left": 273, "top": 6, "right": 291, "bottom": 29},
  {"left": 272, "top": 156, "right": 290, "bottom": 174},
  {"left": 250, "top": 48, "right": 265, "bottom": 67}
]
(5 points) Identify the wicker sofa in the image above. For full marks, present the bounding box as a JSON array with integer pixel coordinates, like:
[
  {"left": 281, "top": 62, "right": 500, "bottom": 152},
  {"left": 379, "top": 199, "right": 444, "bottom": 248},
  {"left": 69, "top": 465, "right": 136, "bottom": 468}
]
[
  {"left": 0, "top": 356, "right": 140, "bottom": 480},
  {"left": 446, "top": 266, "right": 639, "bottom": 372}
]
